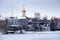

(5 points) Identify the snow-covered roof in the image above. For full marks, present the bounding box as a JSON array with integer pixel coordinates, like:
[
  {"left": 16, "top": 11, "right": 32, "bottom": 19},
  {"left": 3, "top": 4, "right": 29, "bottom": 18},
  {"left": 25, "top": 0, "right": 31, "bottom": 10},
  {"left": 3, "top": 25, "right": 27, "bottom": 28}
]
[
  {"left": 19, "top": 16, "right": 26, "bottom": 19},
  {"left": 8, "top": 17, "right": 17, "bottom": 20},
  {"left": 7, "top": 25, "right": 19, "bottom": 27}
]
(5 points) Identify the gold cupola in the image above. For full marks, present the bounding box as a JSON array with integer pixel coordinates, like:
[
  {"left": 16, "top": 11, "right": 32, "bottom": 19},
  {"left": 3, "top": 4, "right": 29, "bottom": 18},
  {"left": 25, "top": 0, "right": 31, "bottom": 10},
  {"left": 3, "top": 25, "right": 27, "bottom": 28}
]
[
  {"left": 22, "top": 5, "right": 26, "bottom": 17},
  {"left": 22, "top": 5, "right": 26, "bottom": 12}
]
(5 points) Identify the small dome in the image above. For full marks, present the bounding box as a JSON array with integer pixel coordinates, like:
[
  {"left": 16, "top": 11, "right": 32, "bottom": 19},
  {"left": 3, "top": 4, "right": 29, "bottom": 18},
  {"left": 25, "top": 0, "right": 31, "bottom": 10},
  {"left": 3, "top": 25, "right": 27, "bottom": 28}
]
[{"left": 22, "top": 6, "right": 26, "bottom": 12}]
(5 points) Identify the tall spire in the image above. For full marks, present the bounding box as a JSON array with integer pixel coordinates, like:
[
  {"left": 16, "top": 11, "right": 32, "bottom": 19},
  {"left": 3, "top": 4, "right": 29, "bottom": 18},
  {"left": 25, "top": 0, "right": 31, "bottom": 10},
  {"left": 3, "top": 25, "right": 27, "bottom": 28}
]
[
  {"left": 22, "top": 5, "right": 26, "bottom": 17},
  {"left": 11, "top": 7, "right": 13, "bottom": 17},
  {"left": 22, "top": 5, "right": 26, "bottom": 12},
  {"left": 0, "top": 14, "right": 1, "bottom": 17}
]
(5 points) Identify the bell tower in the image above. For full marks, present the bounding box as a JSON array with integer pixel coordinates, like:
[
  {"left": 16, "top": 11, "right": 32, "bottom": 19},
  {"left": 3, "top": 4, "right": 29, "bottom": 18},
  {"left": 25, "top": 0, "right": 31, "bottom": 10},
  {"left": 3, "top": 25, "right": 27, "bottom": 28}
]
[{"left": 22, "top": 5, "right": 26, "bottom": 17}]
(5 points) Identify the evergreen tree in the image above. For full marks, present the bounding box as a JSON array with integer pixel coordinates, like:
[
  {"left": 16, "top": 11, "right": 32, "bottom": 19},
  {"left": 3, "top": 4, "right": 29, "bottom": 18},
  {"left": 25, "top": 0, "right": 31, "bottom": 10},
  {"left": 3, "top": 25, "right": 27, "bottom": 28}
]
[{"left": 50, "top": 18, "right": 55, "bottom": 31}]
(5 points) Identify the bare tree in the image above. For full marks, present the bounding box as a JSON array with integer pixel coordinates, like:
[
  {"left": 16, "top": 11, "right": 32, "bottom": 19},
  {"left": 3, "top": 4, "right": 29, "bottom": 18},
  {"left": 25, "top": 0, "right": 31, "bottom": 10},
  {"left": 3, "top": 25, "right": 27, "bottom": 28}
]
[
  {"left": 19, "top": 22, "right": 25, "bottom": 33},
  {"left": 0, "top": 18, "right": 9, "bottom": 34}
]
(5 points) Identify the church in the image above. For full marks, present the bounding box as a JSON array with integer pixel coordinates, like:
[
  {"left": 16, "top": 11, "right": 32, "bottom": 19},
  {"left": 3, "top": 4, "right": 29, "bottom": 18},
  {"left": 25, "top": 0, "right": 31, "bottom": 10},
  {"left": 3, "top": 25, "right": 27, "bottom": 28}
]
[{"left": 0, "top": 6, "right": 51, "bottom": 34}]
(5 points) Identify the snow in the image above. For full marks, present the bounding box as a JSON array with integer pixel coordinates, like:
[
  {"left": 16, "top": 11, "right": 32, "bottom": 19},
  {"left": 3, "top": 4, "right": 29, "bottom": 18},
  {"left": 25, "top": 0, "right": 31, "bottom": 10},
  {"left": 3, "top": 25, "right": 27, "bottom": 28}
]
[
  {"left": 8, "top": 25, "right": 19, "bottom": 27},
  {"left": 0, "top": 31, "right": 60, "bottom": 40},
  {"left": 20, "top": 16, "right": 26, "bottom": 19},
  {"left": 0, "top": 17, "right": 5, "bottom": 20}
]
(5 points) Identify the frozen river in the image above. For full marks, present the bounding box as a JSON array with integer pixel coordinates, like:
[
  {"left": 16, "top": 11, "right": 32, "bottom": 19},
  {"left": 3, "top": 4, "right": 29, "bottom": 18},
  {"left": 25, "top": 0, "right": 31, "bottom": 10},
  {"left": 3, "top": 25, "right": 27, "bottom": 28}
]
[{"left": 0, "top": 31, "right": 60, "bottom": 40}]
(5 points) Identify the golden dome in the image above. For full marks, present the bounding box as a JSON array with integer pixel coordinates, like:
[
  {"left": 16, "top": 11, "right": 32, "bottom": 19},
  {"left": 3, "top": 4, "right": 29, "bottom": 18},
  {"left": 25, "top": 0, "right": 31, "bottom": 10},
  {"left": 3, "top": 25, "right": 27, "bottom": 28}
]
[{"left": 22, "top": 6, "right": 26, "bottom": 12}]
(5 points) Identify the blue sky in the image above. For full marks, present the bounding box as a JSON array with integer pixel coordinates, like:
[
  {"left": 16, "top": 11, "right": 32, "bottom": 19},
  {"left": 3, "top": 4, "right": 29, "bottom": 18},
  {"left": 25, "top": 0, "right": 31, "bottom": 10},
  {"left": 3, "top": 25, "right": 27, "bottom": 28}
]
[{"left": 0, "top": 0, "right": 60, "bottom": 19}]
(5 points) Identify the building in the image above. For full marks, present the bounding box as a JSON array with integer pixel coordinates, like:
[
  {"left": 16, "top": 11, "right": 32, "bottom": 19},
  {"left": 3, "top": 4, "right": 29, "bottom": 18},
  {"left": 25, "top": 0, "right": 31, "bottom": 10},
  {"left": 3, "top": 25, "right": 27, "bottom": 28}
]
[{"left": 0, "top": 6, "right": 53, "bottom": 34}]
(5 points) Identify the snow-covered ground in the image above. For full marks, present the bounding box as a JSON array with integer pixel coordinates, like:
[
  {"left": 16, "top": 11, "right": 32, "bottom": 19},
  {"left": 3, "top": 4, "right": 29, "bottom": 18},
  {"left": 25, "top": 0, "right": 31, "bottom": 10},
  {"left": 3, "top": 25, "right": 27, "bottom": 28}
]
[{"left": 0, "top": 31, "right": 60, "bottom": 40}]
